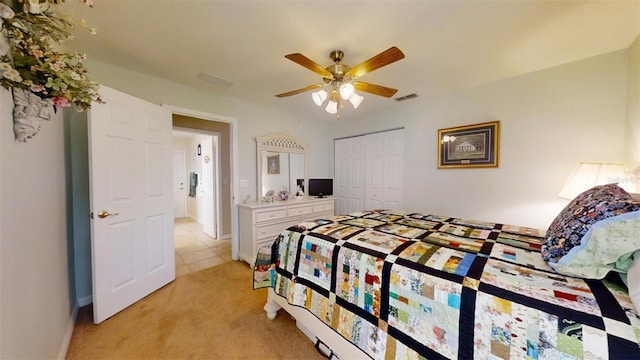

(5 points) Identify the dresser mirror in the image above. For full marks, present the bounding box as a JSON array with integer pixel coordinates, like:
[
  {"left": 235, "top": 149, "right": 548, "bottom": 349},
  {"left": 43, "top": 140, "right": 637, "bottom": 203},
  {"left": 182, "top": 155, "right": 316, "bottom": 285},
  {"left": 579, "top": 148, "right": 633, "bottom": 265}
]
[{"left": 256, "top": 133, "right": 308, "bottom": 200}]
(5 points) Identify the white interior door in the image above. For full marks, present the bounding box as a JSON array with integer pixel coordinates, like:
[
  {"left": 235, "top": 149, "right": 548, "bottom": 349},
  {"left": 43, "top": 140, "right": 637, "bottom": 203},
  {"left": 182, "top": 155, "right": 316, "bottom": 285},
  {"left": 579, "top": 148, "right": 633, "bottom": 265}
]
[
  {"left": 348, "top": 137, "right": 365, "bottom": 213},
  {"left": 88, "top": 86, "right": 175, "bottom": 324},
  {"left": 334, "top": 138, "right": 349, "bottom": 215},
  {"left": 365, "top": 134, "right": 385, "bottom": 210},
  {"left": 382, "top": 129, "right": 404, "bottom": 210},
  {"left": 334, "top": 136, "right": 365, "bottom": 215},
  {"left": 173, "top": 150, "right": 187, "bottom": 218}
]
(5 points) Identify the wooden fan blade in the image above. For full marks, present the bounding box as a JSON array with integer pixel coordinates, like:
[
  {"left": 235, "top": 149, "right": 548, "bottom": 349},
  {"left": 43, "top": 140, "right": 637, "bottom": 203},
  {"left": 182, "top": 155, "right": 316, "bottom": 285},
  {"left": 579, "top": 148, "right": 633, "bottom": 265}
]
[
  {"left": 275, "top": 84, "right": 324, "bottom": 98},
  {"left": 353, "top": 81, "right": 398, "bottom": 98},
  {"left": 284, "top": 53, "right": 333, "bottom": 78},
  {"left": 346, "top": 47, "right": 405, "bottom": 79}
]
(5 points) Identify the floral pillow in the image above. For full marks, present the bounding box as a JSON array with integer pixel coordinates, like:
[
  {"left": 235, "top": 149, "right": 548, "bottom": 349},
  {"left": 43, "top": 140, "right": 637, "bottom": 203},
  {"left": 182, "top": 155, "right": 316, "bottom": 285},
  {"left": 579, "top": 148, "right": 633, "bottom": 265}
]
[{"left": 541, "top": 183, "right": 635, "bottom": 270}]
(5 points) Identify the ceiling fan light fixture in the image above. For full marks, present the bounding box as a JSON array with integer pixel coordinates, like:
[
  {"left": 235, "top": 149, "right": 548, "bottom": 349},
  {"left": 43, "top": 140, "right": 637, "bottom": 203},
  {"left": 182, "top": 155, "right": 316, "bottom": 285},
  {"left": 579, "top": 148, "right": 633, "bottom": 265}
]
[
  {"left": 277, "top": 47, "right": 405, "bottom": 118},
  {"left": 349, "top": 92, "right": 364, "bottom": 109},
  {"left": 325, "top": 100, "right": 338, "bottom": 114},
  {"left": 311, "top": 90, "right": 327, "bottom": 106},
  {"left": 339, "top": 83, "right": 354, "bottom": 100}
]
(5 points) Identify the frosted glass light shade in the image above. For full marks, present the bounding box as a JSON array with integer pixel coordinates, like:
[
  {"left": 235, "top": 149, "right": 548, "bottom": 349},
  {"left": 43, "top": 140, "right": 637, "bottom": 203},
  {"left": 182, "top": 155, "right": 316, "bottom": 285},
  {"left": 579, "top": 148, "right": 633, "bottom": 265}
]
[
  {"left": 558, "top": 162, "right": 627, "bottom": 199},
  {"left": 339, "top": 83, "right": 354, "bottom": 100},
  {"left": 312, "top": 90, "right": 327, "bottom": 106},
  {"left": 325, "top": 100, "right": 338, "bottom": 114},
  {"left": 349, "top": 93, "right": 364, "bottom": 109}
]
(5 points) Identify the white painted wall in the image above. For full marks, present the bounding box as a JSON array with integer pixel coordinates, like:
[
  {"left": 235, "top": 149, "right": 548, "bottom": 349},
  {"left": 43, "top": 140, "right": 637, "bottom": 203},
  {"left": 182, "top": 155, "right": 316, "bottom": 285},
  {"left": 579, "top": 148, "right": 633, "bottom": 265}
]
[
  {"left": 625, "top": 35, "right": 640, "bottom": 171},
  {"left": 330, "top": 50, "right": 629, "bottom": 229},
  {"left": 187, "top": 134, "right": 208, "bottom": 222},
  {"left": 0, "top": 89, "right": 73, "bottom": 358}
]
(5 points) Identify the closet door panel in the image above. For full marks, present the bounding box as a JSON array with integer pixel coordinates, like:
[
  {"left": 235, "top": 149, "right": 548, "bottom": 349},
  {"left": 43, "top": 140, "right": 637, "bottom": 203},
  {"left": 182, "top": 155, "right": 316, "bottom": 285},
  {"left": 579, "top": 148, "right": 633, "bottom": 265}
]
[
  {"left": 334, "top": 137, "right": 365, "bottom": 215},
  {"left": 334, "top": 129, "right": 403, "bottom": 214},
  {"left": 334, "top": 139, "right": 350, "bottom": 215},
  {"left": 383, "top": 130, "right": 404, "bottom": 210},
  {"left": 365, "top": 134, "right": 384, "bottom": 210}
]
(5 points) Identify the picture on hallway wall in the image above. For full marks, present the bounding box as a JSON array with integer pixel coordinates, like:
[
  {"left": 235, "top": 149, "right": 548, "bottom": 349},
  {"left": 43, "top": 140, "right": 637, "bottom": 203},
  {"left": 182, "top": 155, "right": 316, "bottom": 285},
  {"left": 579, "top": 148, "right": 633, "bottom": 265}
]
[{"left": 437, "top": 120, "right": 500, "bottom": 169}]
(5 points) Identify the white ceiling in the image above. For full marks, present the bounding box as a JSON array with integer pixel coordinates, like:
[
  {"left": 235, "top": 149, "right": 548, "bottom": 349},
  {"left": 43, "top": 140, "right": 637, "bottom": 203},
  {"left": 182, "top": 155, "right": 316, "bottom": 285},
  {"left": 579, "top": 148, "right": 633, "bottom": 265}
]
[{"left": 62, "top": 0, "right": 640, "bottom": 122}]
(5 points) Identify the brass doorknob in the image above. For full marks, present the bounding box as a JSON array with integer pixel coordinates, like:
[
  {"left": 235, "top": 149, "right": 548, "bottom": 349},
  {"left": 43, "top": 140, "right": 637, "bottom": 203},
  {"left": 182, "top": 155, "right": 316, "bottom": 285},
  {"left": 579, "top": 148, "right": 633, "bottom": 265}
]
[{"left": 97, "top": 210, "right": 119, "bottom": 218}]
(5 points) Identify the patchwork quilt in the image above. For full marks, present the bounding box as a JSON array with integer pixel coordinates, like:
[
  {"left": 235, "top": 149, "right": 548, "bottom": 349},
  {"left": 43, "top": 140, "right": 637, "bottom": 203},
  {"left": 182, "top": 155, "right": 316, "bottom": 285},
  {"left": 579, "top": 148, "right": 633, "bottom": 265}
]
[{"left": 253, "top": 210, "right": 640, "bottom": 359}]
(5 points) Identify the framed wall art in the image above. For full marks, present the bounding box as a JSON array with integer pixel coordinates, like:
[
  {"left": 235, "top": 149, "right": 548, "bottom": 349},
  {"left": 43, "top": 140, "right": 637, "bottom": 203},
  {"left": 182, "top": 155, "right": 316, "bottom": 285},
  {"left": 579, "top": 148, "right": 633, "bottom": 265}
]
[
  {"left": 267, "top": 154, "right": 280, "bottom": 174},
  {"left": 437, "top": 120, "right": 500, "bottom": 169}
]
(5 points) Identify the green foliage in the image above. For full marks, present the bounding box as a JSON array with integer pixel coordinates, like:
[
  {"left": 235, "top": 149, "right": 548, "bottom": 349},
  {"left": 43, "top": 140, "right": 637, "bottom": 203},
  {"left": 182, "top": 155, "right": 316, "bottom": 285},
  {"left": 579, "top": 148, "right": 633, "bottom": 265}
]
[{"left": 0, "top": 0, "right": 102, "bottom": 110}]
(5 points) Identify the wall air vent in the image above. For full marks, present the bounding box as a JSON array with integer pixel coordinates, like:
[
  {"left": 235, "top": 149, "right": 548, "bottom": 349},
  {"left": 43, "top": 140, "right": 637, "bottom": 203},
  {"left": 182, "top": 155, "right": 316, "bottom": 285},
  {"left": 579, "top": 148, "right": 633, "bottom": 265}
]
[
  {"left": 395, "top": 93, "right": 418, "bottom": 101},
  {"left": 197, "top": 72, "right": 234, "bottom": 88}
]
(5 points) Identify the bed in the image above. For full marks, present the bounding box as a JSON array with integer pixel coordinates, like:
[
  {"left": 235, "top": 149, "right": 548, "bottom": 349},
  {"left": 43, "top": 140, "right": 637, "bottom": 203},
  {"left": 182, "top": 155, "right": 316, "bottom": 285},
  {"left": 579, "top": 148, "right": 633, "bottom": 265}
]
[{"left": 253, "top": 185, "right": 640, "bottom": 359}]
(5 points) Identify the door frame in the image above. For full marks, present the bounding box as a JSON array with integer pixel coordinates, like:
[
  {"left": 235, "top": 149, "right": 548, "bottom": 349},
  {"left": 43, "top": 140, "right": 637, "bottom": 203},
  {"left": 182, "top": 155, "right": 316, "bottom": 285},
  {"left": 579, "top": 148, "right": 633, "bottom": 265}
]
[
  {"left": 164, "top": 105, "right": 239, "bottom": 260},
  {"left": 174, "top": 129, "right": 220, "bottom": 238}
]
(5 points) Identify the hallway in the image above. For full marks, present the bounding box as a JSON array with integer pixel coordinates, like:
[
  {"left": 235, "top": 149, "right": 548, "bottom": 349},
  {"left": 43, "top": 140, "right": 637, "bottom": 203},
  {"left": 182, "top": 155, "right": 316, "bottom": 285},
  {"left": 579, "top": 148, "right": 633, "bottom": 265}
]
[{"left": 174, "top": 217, "right": 232, "bottom": 277}]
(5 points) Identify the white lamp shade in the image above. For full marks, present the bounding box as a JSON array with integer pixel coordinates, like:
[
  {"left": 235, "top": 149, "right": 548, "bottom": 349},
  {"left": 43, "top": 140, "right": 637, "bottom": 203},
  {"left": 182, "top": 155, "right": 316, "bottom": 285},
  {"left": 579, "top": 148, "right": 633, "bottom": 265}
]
[
  {"left": 339, "top": 83, "right": 354, "bottom": 100},
  {"left": 558, "top": 162, "right": 627, "bottom": 199},
  {"left": 312, "top": 90, "right": 327, "bottom": 106},
  {"left": 349, "top": 92, "right": 364, "bottom": 109},
  {"left": 325, "top": 100, "right": 338, "bottom": 114}
]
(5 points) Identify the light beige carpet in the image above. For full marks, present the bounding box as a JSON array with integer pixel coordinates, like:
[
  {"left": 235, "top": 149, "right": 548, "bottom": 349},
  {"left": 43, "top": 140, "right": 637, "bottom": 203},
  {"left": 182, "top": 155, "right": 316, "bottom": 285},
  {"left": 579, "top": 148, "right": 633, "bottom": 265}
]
[{"left": 66, "top": 261, "right": 325, "bottom": 359}]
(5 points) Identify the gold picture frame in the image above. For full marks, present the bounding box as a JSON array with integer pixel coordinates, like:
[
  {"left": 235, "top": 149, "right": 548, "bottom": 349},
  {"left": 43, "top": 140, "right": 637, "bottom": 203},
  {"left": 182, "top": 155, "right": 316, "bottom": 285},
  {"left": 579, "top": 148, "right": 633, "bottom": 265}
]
[{"left": 437, "top": 120, "right": 500, "bottom": 169}]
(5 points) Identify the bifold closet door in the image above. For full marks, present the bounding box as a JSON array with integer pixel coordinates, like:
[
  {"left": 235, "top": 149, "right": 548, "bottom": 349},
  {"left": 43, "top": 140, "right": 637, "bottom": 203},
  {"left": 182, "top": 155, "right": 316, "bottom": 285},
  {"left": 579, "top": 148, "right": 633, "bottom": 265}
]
[
  {"left": 334, "top": 136, "right": 365, "bottom": 215},
  {"left": 334, "top": 129, "right": 403, "bottom": 215},
  {"left": 364, "top": 130, "right": 403, "bottom": 211}
]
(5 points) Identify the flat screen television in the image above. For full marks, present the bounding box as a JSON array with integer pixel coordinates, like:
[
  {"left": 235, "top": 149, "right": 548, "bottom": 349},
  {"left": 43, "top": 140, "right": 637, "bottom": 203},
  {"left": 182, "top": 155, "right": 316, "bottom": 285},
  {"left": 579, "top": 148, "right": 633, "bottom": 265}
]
[{"left": 308, "top": 178, "right": 333, "bottom": 198}]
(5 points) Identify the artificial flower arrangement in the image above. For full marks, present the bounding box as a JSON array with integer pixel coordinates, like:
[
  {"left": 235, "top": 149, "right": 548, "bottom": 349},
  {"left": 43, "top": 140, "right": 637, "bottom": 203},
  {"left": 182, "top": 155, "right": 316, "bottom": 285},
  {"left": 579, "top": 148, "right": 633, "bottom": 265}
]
[{"left": 0, "top": 0, "right": 102, "bottom": 140}]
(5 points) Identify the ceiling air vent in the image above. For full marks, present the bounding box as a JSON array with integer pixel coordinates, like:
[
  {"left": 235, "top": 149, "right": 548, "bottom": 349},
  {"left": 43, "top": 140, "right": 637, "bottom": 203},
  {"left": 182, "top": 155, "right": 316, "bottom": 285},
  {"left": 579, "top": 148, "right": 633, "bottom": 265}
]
[
  {"left": 197, "top": 72, "right": 234, "bottom": 88},
  {"left": 395, "top": 93, "right": 418, "bottom": 101}
]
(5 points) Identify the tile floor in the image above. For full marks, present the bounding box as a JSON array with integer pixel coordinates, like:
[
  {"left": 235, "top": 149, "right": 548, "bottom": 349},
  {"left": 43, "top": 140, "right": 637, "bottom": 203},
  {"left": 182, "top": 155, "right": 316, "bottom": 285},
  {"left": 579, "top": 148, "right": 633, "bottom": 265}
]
[{"left": 174, "top": 217, "right": 232, "bottom": 277}]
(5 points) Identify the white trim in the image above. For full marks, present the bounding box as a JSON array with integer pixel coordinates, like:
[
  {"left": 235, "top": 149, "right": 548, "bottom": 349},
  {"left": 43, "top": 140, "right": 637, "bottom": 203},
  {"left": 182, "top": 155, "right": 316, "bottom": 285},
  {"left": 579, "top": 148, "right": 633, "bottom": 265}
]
[
  {"left": 162, "top": 104, "right": 239, "bottom": 260},
  {"left": 57, "top": 302, "right": 79, "bottom": 360},
  {"left": 334, "top": 126, "right": 406, "bottom": 141},
  {"left": 174, "top": 127, "right": 221, "bottom": 239},
  {"left": 78, "top": 295, "right": 93, "bottom": 307}
]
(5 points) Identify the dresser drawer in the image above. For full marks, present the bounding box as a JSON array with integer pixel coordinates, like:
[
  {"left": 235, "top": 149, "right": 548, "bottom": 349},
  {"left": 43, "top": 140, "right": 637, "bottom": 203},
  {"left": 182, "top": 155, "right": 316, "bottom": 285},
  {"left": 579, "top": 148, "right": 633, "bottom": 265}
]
[
  {"left": 313, "top": 202, "right": 334, "bottom": 213},
  {"left": 288, "top": 205, "right": 313, "bottom": 217},
  {"left": 256, "top": 208, "right": 288, "bottom": 223},
  {"left": 256, "top": 220, "right": 298, "bottom": 240}
]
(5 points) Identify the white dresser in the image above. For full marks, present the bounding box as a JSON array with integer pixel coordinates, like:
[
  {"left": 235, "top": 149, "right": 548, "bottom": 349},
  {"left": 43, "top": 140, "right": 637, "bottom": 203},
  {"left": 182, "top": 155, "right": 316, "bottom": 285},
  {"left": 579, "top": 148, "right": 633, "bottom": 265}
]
[{"left": 238, "top": 197, "right": 335, "bottom": 266}]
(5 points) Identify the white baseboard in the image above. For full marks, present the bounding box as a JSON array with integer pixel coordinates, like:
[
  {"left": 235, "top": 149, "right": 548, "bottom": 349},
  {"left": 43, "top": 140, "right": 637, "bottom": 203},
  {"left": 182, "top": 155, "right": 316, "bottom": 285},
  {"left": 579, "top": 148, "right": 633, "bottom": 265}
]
[
  {"left": 77, "top": 295, "right": 93, "bottom": 307},
  {"left": 188, "top": 215, "right": 203, "bottom": 224},
  {"left": 57, "top": 302, "right": 79, "bottom": 360},
  {"left": 57, "top": 296, "right": 92, "bottom": 359}
]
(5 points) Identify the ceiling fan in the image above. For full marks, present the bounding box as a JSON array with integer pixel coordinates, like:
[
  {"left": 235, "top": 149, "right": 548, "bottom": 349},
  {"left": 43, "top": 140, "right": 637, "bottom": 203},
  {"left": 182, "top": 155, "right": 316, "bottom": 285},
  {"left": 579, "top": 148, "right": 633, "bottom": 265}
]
[{"left": 275, "top": 46, "right": 405, "bottom": 118}]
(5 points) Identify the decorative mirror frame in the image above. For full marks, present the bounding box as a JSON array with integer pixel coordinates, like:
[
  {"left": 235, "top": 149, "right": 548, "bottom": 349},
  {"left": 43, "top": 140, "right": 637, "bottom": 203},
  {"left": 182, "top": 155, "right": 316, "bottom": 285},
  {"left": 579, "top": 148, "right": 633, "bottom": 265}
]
[{"left": 256, "top": 133, "right": 309, "bottom": 200}]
